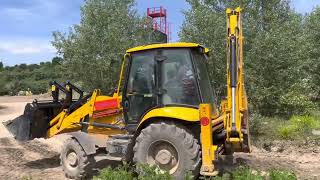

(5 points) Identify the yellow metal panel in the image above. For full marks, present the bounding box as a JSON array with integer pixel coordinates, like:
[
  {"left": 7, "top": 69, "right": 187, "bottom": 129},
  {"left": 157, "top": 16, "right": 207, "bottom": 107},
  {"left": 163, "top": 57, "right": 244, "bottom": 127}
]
[
  {"left": 199, "top": 104, "right": 217, "bottom": 175},
  {"left": 51, "top": 85, "right": 56, "bottom": 91},
  {"left": 126, "top": 42, "right": 202, "bottom": 53},
  {"left": 139, "top": 107, "right": 199, "bottom": 126},
  {"left": 229, "top": 15, "right": 238, "bottom": 34}
]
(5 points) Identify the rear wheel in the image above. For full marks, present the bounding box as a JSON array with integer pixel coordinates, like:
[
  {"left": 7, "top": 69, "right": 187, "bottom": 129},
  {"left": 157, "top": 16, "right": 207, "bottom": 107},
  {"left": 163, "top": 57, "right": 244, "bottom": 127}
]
[
  {"left": 60, "top": 138, "right": 94, "bottom": 179},
  {"left": 133, "top": 122, "right": 201, "bottom": 179}
]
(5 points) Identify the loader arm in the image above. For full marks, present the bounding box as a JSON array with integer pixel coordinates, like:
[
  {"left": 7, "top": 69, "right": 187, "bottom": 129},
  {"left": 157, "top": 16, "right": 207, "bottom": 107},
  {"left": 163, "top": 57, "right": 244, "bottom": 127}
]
[
  {"left": 46, "top": 90, "right": 99, "bottom": 138},
  {"left": 46, "top": 89, "right": 124, "bottom": 138}
]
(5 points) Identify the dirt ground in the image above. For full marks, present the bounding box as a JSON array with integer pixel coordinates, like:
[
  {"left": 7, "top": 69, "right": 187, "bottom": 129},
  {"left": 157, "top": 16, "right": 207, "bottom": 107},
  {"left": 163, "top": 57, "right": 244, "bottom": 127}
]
[{"left": 0, "top": 96, "right": 319, "bottom": 180}]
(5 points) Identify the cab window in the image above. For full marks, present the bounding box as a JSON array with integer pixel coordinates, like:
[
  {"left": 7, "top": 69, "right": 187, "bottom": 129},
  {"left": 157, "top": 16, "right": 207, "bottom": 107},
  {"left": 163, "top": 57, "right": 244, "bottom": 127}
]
[{"left": 161, "top": 49, "right": 200, "bottom": 106}]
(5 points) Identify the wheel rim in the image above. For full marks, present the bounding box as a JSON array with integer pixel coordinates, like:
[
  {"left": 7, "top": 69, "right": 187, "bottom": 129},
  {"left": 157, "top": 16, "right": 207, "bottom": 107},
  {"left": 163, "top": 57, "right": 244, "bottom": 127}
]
[
  {"left": 66, "top": 151, "right": 78, "bottom": 168},
  {"left": 147, "top": 140, "right": 179, "bottom": 174}
]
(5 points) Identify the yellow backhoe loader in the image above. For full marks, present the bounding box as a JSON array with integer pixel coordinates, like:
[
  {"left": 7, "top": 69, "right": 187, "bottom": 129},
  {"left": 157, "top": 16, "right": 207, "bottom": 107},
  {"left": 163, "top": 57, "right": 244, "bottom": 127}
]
[{"left": 6, "top": 7, "right": 250, "bottom": 179}]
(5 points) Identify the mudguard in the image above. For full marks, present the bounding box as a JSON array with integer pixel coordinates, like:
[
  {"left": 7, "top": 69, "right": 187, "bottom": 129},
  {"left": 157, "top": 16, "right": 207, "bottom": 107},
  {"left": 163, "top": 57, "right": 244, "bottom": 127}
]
[{"left": 68, "top": 132, "right": 106, "bottom": 155}]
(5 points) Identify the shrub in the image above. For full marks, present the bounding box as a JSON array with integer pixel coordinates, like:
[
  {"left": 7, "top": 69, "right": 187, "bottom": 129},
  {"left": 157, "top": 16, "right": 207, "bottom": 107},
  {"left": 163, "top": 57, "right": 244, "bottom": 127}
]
[
  {"left": 277, "top": 115, "right": 319, "bottom": 140},
  {"left": 232, "top": 167, "right": 264, "bottom": 180},
  {"left": 249, "top": 113, "right": 265, "bottom": 137},
  {"left": 94, "top": 164, "right": 298, "bottom": 180},
  {"left": 137, "top": 164, "right": 172, "bottom": 180},
  {"left": 94, "top": 164, "right": 172, "bottom": 180},
  {"left": 290, "top": 115, "right": 317, "bottom": 132},
  {"left": 93, "top": 165, "right": 133, "bottom": 180},
  {"left": 211, "top": 167, "right": 297, "bottom": 180},
  {"left": 278, "top": 125, "right": 298, "bottom": 140},
  {"left": 269, "top": 169, "right": 296, "bottom": 180}
]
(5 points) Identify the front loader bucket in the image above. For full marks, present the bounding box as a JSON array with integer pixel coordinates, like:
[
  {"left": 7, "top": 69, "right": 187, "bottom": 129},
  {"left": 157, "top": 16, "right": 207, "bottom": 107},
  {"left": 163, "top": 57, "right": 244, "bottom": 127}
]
[{"left": 4, "top": 100, "right": 63, "bottom": 141}]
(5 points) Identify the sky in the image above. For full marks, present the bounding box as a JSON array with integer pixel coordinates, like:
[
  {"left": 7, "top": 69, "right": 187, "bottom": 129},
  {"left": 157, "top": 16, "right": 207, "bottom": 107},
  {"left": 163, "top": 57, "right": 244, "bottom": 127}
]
[{"left": 0, "top": 0, "right": 319, "bottom": 66}]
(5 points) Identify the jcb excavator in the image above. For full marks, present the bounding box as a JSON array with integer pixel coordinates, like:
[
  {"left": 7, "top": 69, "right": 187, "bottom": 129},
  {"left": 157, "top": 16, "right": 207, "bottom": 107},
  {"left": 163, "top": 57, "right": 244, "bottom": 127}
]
[{"left": 6, "top": 7, "right": 250, "bottom": 179}]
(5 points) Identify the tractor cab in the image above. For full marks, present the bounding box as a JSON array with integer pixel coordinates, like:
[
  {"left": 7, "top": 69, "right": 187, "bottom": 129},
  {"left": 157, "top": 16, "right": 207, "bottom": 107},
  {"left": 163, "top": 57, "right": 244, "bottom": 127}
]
[{"left": 121, "top": 43, "right": 219, "bottom": 129}]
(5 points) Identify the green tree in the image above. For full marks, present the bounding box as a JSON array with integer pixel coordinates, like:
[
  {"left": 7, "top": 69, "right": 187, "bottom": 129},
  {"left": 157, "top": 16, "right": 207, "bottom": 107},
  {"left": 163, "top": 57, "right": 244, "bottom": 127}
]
[
  {"left": 180, "top": 0, "right": 311, "bottom": 116},
  {"left": 52, "top": 0, "right": 156, "bottom": 93},
  {"left": 0, "top": 61, "right": 3, "bottom": 71},
  {"left": 51, "top": 56, "right": 63, "bottom": 66},
  {"left": 302, "top": 7, "right": 320, "bottom": 102}
]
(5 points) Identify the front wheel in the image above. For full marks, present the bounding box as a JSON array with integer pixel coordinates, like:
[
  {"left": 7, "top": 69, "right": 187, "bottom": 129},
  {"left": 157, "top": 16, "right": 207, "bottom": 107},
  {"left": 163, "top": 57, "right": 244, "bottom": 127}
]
[
  {"left": 133, "top": 122, "right": 201, "bottom": 179},
  {"left": 60, "top": 138, "right": 94, "bottom": 179}
]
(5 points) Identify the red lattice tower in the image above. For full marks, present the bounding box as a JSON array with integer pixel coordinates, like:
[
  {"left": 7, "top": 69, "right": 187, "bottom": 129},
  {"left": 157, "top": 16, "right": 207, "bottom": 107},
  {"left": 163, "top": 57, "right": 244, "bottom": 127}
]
[{"left": 147, "top": 6, "right": 171, "bottom": 42}]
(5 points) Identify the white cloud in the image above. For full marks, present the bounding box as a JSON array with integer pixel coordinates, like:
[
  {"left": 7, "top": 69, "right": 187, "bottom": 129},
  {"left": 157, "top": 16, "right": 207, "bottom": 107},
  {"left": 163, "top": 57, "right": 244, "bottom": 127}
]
[
  {"left": 3, "top": 7, "right": 34, "bottom": 21},
  {"left": 0, "top": 39, "right": 55, "bottom": 55}
]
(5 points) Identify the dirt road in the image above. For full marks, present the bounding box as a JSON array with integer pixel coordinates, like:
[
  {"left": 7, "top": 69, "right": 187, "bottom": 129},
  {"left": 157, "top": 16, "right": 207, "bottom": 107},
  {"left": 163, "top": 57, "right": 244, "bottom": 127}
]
[
  {"left": 0, "top": 96, "right": 319, "bottom": 180},
  {"left": 0, "top": 96, "right": 68, "bottom": 180}
]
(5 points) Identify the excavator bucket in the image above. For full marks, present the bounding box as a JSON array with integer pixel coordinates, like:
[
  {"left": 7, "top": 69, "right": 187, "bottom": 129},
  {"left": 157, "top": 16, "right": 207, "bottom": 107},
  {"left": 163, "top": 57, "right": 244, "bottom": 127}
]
[
  {"left": 4, "top": 81, "right": 85, "bottom": 141},
  {"left": 5, "top": 100, "right": 63, "bottom": 140}
]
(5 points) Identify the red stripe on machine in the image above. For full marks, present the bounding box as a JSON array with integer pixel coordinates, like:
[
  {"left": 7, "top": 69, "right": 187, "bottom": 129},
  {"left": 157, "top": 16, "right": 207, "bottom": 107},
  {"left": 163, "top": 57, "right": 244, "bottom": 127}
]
[
  {"left": 93, "top": 109, "right": 120, "bottom": 119},
  {"left": 94, "top": 99, "right": 118, "bottom": 111}
]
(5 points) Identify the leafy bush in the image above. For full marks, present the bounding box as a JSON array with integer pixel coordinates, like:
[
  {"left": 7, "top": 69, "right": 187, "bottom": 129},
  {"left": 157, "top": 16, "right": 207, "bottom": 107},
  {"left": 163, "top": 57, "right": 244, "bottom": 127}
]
[
  {"left": 278, "top": 125, "right": 297, "bottom": 140},
  {"left": 93, "top": 165, "right": 133, "bottom": 180},
  {"left": 249, "top": 114, "right": 279, "bottom": 141},
  {"left": 137, "top": 164, "right": 172, "bottom": 180},
  {"left": 249, "top": 113, "right": 265, "bottom": 137},
  {"left": 211, "top": 167, "right": 296, "bottom": 180},
  {"left": 277, "top": 115, "right": 319, "bottom": 140},
  {"left": 94, "top": 164, "right": 172, "bottom": 180},
  {"left": 269, "top": 169, "right": 296, "bottom": 180},
  {"left": 0, "top": 57, "right": 66, "bottom": 95},
  {"left": 94, "top": 164, "right": 298, "bottom": 180},
  {"left": 232, "top": 167, "right": 264, "bottom": 180}
]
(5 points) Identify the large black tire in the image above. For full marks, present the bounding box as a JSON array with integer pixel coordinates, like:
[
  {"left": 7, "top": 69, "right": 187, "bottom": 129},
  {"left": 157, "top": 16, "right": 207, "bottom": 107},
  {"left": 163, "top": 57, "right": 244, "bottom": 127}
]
[
  {"left": 133, "top": 122, "right": 201, "bottom": 179},
  {"left": 60, "top": 138, "right": 94, "bottom": 179}
]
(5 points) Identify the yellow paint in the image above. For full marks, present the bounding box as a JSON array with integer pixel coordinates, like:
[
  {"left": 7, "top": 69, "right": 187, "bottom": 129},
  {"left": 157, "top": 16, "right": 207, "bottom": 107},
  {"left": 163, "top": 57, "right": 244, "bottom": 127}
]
[
  {"left": 229, "top": 15, "right": 237, "bottom": 34},
  {"left": 51, "top": 85, "right": 56, "bottom": 92},
  {"left": 46, "top": 89, "right": 125, "bottom": 138},
  {"left": 224, "top": 7, "right": 250, "bottom": 151},
  {"left": 199, "top": 104, "right": 216, "bottom": 174},
  {"left": 126, "top": 42, "right": 205, "bottom": 53},
  {"left": 138, "top": 107, "right": 199, "bottom": 128}
]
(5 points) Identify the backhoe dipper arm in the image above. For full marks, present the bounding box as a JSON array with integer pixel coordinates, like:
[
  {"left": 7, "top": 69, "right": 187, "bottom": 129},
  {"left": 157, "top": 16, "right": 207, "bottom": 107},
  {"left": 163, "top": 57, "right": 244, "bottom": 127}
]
[
  {"left": 226, "top": 7, "right": 249, "bottom": 146},
  {"left": 199, "top": 8, "right": 250, "bottom": 176}
]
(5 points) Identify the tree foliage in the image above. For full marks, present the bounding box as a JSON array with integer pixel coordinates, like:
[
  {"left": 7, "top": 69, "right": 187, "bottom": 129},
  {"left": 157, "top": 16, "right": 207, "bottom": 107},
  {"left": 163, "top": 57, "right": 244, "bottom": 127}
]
[
  {"left": 302, "top": 8, "right": 320, "bottom": 102},
  {"left": 52, "top": 0, "right": 159, "bottom": 93},
  {"left": 0, "top": 57, "right": 65, "bottom": 95},
  {"left": 0, "top": 61, "right": 3, "bottom": 71},
  {"left": 180, "top": 0, "right": 318, "bottom": 116}
]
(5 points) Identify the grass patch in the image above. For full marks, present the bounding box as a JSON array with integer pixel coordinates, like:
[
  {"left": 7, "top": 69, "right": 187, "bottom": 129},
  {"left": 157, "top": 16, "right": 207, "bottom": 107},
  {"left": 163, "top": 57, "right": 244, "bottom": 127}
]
[
  {"left": 277, "top": 115, "right": 320, "bottom": 140},
  {"left": 268, "top": 169, "right": 297, "bottom": 180},
  {"left": 250, "top": 112, "right": 320, "bottom": 144},
  {"left": 212, "top": 167, "right": 296, "bottom": 180},
  {"left": 94, "top": 164, "right": 296, "bottom": 180},
  {"left": 93, "top": 164, "right": 172, "bottom": 180}
]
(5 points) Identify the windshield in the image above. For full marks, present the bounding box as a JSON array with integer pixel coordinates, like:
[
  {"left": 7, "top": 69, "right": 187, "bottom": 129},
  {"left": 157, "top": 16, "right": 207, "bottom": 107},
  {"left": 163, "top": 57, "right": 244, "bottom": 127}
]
[{"left": 160, "top": 49, "right": 200, "bottom": 106}]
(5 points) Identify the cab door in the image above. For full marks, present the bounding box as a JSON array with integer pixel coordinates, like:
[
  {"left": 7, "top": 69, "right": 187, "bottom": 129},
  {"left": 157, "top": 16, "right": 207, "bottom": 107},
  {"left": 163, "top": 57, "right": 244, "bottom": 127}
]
[{"left": 123, "top": 51, "right": 156, "bottom": 126}]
